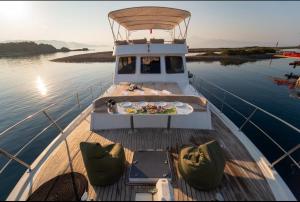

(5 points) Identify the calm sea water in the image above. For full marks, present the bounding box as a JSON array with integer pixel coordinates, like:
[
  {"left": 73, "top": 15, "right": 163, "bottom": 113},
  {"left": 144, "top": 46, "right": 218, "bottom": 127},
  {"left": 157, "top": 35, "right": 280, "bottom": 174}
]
[{"left": 0, "top": 52, "right": 299, "bottom": 199}]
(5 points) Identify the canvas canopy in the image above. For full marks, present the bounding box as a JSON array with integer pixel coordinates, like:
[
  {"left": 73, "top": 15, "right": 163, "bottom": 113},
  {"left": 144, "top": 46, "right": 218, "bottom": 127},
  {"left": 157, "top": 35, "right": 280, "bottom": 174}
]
[{"left": 108, "top": 6, "right": 191, "bottom": 31}]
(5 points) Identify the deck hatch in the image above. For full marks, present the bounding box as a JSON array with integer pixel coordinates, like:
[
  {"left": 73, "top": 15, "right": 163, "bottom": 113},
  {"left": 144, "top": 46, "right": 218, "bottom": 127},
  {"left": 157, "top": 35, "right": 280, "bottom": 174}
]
[{"left": 128, "top": 151, "right": 172, "bottom": 184}]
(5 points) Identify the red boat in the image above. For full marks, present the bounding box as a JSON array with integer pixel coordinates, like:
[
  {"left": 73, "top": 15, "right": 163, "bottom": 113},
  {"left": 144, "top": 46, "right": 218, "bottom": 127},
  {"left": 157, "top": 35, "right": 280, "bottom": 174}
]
[
  {"left": 282, "top": 51, "right": 300, "bottom": 58},
  {"left": 272, "top": 77, "right": 299, "bottom": 89}
]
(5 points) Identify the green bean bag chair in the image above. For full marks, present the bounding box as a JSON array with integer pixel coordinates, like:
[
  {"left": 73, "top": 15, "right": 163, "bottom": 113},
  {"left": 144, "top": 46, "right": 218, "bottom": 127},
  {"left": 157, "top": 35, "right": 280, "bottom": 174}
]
[
  {"left": 178, "top": 140, "right": 225, "bottom": 190},
  {"left": 80, "top": 142, "right": 125, "bottom": 186}
]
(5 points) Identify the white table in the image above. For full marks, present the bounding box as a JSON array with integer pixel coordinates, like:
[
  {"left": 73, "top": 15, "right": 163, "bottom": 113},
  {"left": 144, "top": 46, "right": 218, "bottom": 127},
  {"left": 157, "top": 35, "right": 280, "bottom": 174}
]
[
  {"left": 109, "top": 102, "right": 194, "bottom": 130},
  {"left": 115, "top": 102, "right": 193, "bottom": 115}
]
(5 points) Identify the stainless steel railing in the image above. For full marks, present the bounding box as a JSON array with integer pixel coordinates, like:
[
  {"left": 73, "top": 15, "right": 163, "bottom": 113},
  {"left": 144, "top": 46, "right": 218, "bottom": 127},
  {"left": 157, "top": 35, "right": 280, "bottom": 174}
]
[
  {"left": 0, "top": 81, "right": 111, "bottom": 175},
  {"left": 0, "top": 77, "right": 298, "bottom": 178},
  {"left": 192, "top": 76, "right": 300, "bottom": 170}
]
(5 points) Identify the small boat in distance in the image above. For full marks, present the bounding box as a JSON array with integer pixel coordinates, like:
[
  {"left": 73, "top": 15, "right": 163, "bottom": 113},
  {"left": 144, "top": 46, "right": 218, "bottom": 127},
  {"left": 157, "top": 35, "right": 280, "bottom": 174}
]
[
  {"left": 0, "top": 6, "right": 299, "bottom": 201},
  {"left": 281, "top": 51, "right": 300, "bottom": 59}
]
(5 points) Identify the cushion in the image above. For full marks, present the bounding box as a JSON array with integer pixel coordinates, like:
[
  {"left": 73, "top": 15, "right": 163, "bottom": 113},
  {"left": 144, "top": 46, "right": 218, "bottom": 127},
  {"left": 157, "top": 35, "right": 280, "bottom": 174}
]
[
  {"left": 178, "top": 140, "right": 225, "bottom": 190},
  {"left": 173, "top": 39, "right": 186, "bottom": 44},
  {"left": 115, "top": 40, "right": 128, "bottom": 45},
  {"left": 131, "top": 38, "right": 147, "bottom": 44},
  {"left": 150, "top": 38, "right": 164, "bottom": 44},
  {"left": 80, "top": 142, "right": 125, "bottom": 186}
]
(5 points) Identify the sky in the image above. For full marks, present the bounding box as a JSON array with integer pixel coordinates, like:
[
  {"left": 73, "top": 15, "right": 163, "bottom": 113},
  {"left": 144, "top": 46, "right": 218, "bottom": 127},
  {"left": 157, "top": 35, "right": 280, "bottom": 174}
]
[{"left": 0, "top": 1, "right": 300, "bottom": 48}]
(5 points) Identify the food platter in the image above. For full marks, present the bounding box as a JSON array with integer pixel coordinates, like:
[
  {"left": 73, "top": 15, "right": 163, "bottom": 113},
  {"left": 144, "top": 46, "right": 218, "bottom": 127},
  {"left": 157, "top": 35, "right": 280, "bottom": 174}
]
[
  {"left": 113, "top": 101, "right": 193, "bottom": 115},
  {"left": 138, "top": 101, "right": 148, "bottom": 107},
  {"left": 119, "top": 102, "right": 132, "bottom": 108},
  {"left": 174, "top": 101, "right": 184, "bottom": 107},
  {"left": 156, "top": 102, "right": 167, "bottom": 107}
]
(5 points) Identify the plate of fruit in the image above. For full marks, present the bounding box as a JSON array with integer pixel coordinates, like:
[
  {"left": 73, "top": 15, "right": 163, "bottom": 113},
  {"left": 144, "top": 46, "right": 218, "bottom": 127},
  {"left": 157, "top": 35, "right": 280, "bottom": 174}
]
[{"left": 125, "top": 108, "right": 137, "bottom": 114}]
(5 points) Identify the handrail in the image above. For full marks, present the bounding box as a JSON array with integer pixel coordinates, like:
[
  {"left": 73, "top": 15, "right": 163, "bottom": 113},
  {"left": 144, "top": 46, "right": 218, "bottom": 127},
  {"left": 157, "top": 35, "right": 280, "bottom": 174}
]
[
  {"left": 0, "top": 80, "right": 110, "bottom": 175},
  {"left": 271, "top": 144, "right": 300, "bottom": 168},
  {"left": 0, "top": 94, "right": 94, "bottom": 175},
  {"left": 0, "top": 103, "right": 56, "bottom": 139},
  {"left": 198, "top": 78, "right": 300, "bottom": 135},
  {"left": 193, "top": 76, "right": 300, "bottom": 169},
  {"left": 0, "top": 148, "right": 31, "bottom": 171},
  {"left": 0, "top": 81, "right": 108, "bottom": 140},
  {"left": 114, "top": 40, "right": 186, "bottom": 46},
  {"left": 197, "top": 84, "right": 299, "bottom": 169}
]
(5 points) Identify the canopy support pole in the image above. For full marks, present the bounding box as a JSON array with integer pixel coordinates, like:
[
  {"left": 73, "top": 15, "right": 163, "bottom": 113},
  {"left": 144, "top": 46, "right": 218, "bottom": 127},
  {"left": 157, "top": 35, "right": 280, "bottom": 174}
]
[
  {"left": 126, "top": 30, "right": 129, "bottom": 41},
  {"left": 117, "top": 24, "right": 122, "bottom": 41},
  {"left": 173, "top": 28, "right": 175, "bottom": 40},
  {"left": 108, "top": 17, "right": 117, "bottom": 42},
  {"left": 184, "top": 17, "right": 191, "bottom": 38},
  {"left": 178, "top": 23, "right": 184, "bottom": 39}
]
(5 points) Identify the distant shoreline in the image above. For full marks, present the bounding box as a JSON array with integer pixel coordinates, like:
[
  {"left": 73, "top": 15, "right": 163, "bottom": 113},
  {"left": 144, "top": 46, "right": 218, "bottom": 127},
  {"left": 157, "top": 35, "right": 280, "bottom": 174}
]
[
  {"left": 52, "top": 51, "right": 115, "bottom": 63},
  {"left": 51, "top": 52, "right": 280, "bottom": 62},
  {"left": 51, "top": 46, "right": 292, "bottom": 65},
  {"left": 0, "top": 42, "right": 89, "bottom": 58}
]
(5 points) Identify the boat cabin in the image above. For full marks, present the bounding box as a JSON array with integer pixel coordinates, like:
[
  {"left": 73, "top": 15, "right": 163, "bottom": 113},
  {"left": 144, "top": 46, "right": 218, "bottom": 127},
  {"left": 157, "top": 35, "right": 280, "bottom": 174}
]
[
  {"left": 108, "top": 7, "right": 191, "bottom": 85},
  {"left": 88, "top": 7, "right": 213, "bottom": 131}
]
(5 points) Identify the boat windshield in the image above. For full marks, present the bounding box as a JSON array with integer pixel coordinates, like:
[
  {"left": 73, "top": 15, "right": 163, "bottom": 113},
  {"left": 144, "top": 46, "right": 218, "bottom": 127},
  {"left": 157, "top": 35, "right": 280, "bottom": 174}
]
[
  {"left": 141, "top": 57, "right": 161, "bottom": 74},
  {"left": 165, "top": 56, "right": 184, "bottom": 74},
  {"left": 118, "top": 57, "right": 136, "bottom": 74}
]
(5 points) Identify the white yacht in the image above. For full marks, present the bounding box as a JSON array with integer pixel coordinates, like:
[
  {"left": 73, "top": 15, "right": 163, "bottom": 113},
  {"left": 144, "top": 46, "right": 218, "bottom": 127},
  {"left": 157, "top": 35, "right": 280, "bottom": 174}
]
[{"left": 1, "top": 6, "right": 299, "bottom": 201}]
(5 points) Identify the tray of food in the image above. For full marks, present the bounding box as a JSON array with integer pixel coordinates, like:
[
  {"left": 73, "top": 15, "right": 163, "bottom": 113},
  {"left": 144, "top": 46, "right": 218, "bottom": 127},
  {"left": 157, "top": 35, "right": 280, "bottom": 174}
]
[{"left": 125, "top": 103, "right": 177, "bottom": 114}]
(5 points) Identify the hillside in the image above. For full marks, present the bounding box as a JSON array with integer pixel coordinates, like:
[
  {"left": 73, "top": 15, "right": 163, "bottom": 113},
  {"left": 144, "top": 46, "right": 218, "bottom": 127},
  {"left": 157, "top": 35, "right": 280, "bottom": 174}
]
[
  {"left": 0, "top": 42, "right": 88, "bottom": 57},
  {"left": 35, "top": 40, "right": 103, "bottom": 49}
]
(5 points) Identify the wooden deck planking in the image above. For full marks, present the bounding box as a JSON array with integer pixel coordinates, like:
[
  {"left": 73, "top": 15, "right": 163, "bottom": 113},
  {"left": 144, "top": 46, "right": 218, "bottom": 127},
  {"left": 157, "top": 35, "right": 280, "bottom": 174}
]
[{"left": 28, "top": 112, "right": 275, "bottom": 201}]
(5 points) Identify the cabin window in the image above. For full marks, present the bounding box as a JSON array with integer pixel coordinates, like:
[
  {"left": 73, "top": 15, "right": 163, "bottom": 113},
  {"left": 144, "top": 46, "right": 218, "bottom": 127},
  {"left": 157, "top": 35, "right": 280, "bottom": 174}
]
[
  {"left": 165, "top": 56, "right": 184, "bottom": 74},
  {"left": 141, "top": 57, "right": 161, "bottom": 74},
  {"left": 118, "top": 57, "right": 136, "bottom": 74}
]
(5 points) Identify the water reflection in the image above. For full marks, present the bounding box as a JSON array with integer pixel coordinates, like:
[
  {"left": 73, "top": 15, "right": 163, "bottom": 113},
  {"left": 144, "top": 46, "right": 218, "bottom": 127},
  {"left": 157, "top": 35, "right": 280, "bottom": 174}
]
[
  {"left": 36, "top": 76, "right": 47, "bottom": 96},
  {"left": 289, "top": 61, "right": 300, "bottom": 69},
  {"left": 188, "top": 58, "right": 278, "bottom": 66},
  {"left": 290, "top": 90, "right": 300, "bottom": 99},
  {"left": 272, "top": 72, "right": 300, "bottom": 99}
]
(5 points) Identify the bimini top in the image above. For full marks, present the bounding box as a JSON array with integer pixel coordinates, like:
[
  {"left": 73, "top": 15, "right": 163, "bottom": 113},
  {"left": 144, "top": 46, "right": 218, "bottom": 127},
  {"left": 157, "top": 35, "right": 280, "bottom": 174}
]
[{"left": 108, "top": 6, "right": 191, "bottom": 31}]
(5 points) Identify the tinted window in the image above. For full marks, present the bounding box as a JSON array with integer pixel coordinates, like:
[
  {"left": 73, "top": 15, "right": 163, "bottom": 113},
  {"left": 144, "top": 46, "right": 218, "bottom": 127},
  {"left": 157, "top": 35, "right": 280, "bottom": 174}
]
[
  {"left": 118, "top": 57, "right": 136, "bottom": 74},
  {"left": 141, "top": 57, "right": 161, "bottom": 74},
  {"left": 165, "top": 56, "right": 184, "bottom": 74}
]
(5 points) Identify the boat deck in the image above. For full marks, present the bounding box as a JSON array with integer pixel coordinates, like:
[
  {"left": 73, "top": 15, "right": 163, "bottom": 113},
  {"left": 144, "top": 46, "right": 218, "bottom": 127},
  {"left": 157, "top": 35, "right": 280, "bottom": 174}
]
[
  {"left": 104, "top": 82, "right": 183, "bottom": 96},
  {"left": 30, "top": 112, "right": 275, "bottom": 201}
]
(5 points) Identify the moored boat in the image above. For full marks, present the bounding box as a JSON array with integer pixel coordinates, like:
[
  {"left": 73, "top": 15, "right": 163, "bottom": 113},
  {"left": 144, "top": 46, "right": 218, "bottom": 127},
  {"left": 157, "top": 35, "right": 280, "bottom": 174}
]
[{"left": 282, "top": 51, "right": 300, "bottom": 58}]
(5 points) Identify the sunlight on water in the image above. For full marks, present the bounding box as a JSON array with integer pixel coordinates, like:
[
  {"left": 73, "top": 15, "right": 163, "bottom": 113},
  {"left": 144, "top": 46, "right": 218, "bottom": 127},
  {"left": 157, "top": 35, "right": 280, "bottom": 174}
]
[{"left": 36, "top": 76, "right": 47, "bottom": 96}]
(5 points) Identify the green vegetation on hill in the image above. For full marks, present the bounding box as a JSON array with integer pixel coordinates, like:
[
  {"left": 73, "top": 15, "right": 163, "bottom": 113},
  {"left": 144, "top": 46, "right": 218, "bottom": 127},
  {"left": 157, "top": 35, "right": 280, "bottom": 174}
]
[
  {"left": 189, "top": 47, "right": 277, "bottom": 56},
  {"left": 221, "top": 47, "right": 276, "bottom": 56},
  {"left": 0, "top": 42, "right": 88, "bottom": 57},
  {"left": 186, "top": 47, "right": 281, "bottom": 66}
]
